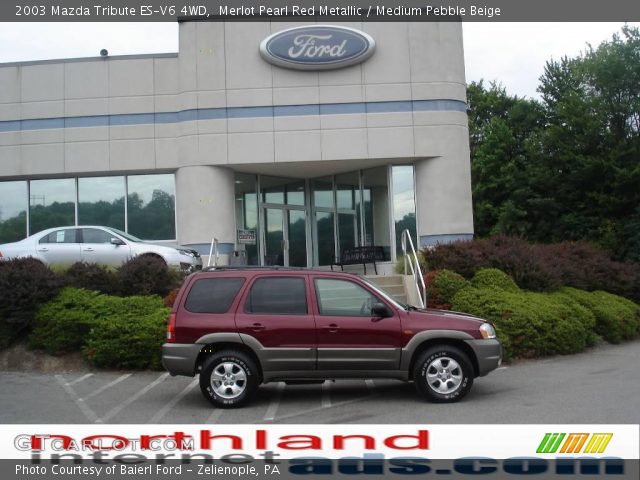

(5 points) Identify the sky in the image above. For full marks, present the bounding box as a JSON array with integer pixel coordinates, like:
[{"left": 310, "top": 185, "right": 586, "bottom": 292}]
[{"left": 0, "top": 22, "right": 636, "bottom": 99}]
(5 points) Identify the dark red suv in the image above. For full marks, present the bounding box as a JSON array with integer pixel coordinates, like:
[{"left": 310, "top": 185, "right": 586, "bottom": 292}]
[{"left": 162, "top": 267, "right": 501, "bottom": 408}]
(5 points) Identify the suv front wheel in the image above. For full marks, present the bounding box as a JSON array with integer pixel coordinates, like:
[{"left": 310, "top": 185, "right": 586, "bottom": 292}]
[
  {"left": 413, "top": 346, "right": 474, "bottom": 403},
  {"left": 199, "top": 350, "right": 259, "bottom": 408}
]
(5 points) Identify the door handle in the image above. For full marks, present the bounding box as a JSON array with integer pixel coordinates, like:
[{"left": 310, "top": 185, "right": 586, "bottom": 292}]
[
  {"left": 83, "top": 247, "right": 94, "bottom": 252},
  {"left": 37, "top": 247, "right": 48, "bottom": 252},
  {"left": 250, "top": 323, "right": 266, "bottom": 332},
  {"left": 322, "top": 324, "right": 340, "bottom": 333}
]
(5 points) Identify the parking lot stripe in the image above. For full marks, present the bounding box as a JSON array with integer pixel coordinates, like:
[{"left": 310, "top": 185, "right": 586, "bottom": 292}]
[
  {"left": 263, "top": 382, "right": 285, "bottom": 421},
  {"left": 322, "top": 381, "right": 331, "bottom": 408},
  {"left": 55, "top": 375, "right": 100, "bottom": 423},
  {"left": 99, "top": 372, "right": 170, "bottom": 423},
  {"left": 80, "top": 374, "right": 132, "bottom": 402},
  {"left": 271, "top": 392, "right": 379, "bottom": 422},
  {"left": 207, "top": 408, "right": 224, "bottom": 424},
  {"left": 65, "top": 373, "right": 93, "bottom": 386},
  {"left": 147, "top": 379, "right": 199, "bottom": 423}
]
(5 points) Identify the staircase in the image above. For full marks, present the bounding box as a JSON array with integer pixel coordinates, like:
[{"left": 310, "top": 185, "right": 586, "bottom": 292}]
[{"left": 365, "top": 274, "right": 408, "bottom": 305}]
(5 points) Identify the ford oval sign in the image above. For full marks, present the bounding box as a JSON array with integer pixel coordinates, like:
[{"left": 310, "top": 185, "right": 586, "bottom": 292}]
[{"left": 260, "top": 25, "right": 376, "bottom": 71}]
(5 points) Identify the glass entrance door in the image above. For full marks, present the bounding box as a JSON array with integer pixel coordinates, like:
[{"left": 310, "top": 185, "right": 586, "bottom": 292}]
[
  {"left": 264, "top": 208, "right": 285, "bottom": 266},
  {"left": 263, "top": 207, "right": 307, "bottom": 267}
]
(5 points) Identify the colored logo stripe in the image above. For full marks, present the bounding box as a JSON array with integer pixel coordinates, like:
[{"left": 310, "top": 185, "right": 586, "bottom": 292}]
[
  {"left": 560, "top": 433, "right": 589, "bottom": 453},
  {"left": 584, "top": 433, "right": 613, "bottom": 454},
  {"left": 537, "top": 433, "right": 566, "bottom": 453},
  {"left": 537, "top": 433, "right": 613, "bottom": 454}
]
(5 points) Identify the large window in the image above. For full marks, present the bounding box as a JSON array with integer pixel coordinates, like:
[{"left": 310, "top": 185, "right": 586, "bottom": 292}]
[
  {"left": 314, "top": 278, "right": 379, "bottom": 317},
  {"left": 362, "top": 167, "right": 390, "bottom": 256},
  {"left": 392, "top": 166, "right": 417, "bottom": 257},
  {"left": 0, "top": 174, "right": 176, "bottom": 241},
  {"left": 78, "top": 176, "right": 125, "bottom": 230},
  {"left": 245, "top": 277, "right": 307, "bottom": 315},
  {"left": 0, "top": 181, "right": 27, "bottom": 243},
  {"left": 29, "top": 178, "right": 75, "bottom": 233},
  {"left": 127, "top": 174, "right": 176, "bottom": 240},
  {"left": 235, "top": 173, "right": 259, "bottom": 265}
]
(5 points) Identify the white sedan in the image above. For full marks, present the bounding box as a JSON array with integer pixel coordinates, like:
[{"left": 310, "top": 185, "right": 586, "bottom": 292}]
[{"left": 0, "top": 226, "right": 202, "bottom": 271}]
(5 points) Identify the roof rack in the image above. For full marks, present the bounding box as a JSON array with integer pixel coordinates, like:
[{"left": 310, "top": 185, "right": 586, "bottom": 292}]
[
  {"left": 201, "top": 265, "right": 309, "bottom": 272},
  {"left": 199, "top": 265, "right": 360, "bottom": 275}
]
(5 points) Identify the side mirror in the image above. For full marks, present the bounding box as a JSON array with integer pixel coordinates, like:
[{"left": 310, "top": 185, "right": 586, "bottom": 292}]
[
  {"left": 372, "top": 302, "right": 393, "bottom": 318},
  {"left": 110, "top": 237, "right": 125, "bottom": 246}
]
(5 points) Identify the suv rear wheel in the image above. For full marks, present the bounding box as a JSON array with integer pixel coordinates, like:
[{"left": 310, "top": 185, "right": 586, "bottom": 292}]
[
  {"left": 413, "top": 345, "right": 474, "bottom": 403},
  {"left": 199, "top": 350, "right": 259, "bottom": 408}
]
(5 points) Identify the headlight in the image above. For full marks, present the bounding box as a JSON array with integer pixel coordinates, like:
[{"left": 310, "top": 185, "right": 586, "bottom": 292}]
[
  {"left": 178, "top": 250, "right": 195, "bottom": 257},
  {"left": 479, "top": 323, "right": 496, "bottom": 339}
]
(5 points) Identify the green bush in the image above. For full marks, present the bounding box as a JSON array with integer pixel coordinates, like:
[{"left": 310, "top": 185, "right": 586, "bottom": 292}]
[
  {"left": 471, "top": 268, "right": 520, "bottom": 292},
  {"left": 427, "top": 269, "right": 470, "bottom": 309},
  {"left": 452, "top": 286, "right": 589, "bottom": 360},
  {"left": 30, "top": 288, "right": 108, "bottom": 354},
  {"left": 0, "top": 258, "right": 63, "bottom": 343},
  {"left": 548, "top": 290, "right": 598, "bottom": 346},
  {"left": 83, "top": 307, "right": 168, "bottom": 370},
  {"left": 559, "top": 287, "right": 640, "bottom": 343},
  {"left": 30, "top": 287, "right": 169, "bottom": 369}
]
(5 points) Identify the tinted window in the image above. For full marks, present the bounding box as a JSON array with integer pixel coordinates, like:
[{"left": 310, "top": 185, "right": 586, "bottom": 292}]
[
  {"left": 245, "top": 277, "right": 307, "bottom": 315},
  {"left": 39, "top": 229, "right": 78, "bottom": 244},
  {"left": 82, "top": 228, "right": 113, "bottom": 244},
  {"left": 185, "top": 278, "right": 245, "bottom": 314},
  {"left": 315, "top": 278, "right": 379, "bottom": 316}
]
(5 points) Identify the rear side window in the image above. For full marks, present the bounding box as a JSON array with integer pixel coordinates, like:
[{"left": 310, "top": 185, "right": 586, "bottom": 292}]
[
  {"left": 245, "top": 277, "right": 307, "bottom": 315},
  {"left": 39, "top": 229, "right": 78, "bottom": 244},
  {"left": 184, "top": 278, "right": 245, "bottom": 314}
]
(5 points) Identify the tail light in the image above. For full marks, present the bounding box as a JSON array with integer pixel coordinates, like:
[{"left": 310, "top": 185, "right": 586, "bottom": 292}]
[{"left": 166, "top": 312, "right": 177, "bottom": 343}]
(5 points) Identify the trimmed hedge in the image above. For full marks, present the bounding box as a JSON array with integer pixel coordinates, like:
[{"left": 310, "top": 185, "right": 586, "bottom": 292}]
[
  {"left": 117, "top": 255, "right": 182, "bottom": 297},
  {"left": 64, "top": 262, "right": 118, "bottom": 295},
  {"left": 471, "top": 268, "right": 519, "bottom": 292},
  {"left": 0, "top": 258, "right": 63, "bottom": 340},
  {"left": 426, "top": 270, "right": 470, "bottom": 309},
  {"left": 30, "top": 288, "right": 169, "bottom": 369},
  {"left": 422, "top": 235, "right": 640, "bottom": 301},
  {"left": 558, "top": 287, "right": 640, "bottom": 344},
  {"left": 452, "top": 268, "right": 639, "bottom": 360},
  {"left": 30, "top": 288, "right": 108, "bottom": 354},
  {"left": 83, "top": 307, "right": 168, "bottom": 370}
]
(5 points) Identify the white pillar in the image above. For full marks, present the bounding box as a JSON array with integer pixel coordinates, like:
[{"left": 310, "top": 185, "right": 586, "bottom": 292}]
[
  {"left": 414, "top": 129, "right": 474, "bottom": 247},
  {"left": 175, "top": 165, "right": 236, "bottom": 260}
]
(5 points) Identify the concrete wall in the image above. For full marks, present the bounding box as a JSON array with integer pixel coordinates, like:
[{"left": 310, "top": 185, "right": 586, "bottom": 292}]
[{"left": 0, "top": 20, "right": 473, "bottom": 247}]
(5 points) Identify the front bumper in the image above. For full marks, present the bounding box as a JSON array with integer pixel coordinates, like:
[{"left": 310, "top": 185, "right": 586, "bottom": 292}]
[
  {"left": 161, "top": 343, "right": 202, "bottom": 377},
  {"left": 465, "top": 339, "right": 502, "bottom": 377}
]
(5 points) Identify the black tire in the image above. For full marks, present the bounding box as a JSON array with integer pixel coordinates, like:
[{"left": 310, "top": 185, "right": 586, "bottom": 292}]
[
  {"left": 199, "top": 350, "right": 259, "bottom": 408},
  {"left": 413, "top": 346, "right": 474, "bottom": 403}
]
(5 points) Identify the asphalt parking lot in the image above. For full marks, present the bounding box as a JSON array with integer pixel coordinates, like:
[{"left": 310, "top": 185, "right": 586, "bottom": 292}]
[{"left": 1, "top": 339, "right": 638, "bottom": 424}]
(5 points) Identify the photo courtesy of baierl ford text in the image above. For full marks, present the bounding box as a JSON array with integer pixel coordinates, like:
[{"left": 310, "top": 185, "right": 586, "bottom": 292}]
[{"left": 0, "top": 1, "right": 639, "bottom": 478}]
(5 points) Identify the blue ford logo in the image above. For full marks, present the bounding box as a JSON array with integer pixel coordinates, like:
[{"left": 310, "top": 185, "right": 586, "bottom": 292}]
[{"left": 260, "top": 25, "right": 376, "bottom": 70}]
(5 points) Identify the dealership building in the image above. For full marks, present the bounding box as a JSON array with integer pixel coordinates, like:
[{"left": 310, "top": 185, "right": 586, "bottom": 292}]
[{"left": 0, "top": 20, "right": 473, "bottom": 269}]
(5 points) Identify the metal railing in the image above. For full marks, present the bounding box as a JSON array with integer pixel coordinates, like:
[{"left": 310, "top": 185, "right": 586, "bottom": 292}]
[
  {"left": 401, "top": 229, "right": 427, "bottom": 309},
  {"left": 206, "top": 237, "right": 219, "bottom": 267}
]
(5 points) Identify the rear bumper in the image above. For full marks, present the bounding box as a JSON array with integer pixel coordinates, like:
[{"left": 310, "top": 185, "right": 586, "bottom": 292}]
[
  {"left": 161, "top": 343, "right": 201, "bottom": 377},
  {"left": 465, "top": 339, "right": 502, "bottom": 377}
]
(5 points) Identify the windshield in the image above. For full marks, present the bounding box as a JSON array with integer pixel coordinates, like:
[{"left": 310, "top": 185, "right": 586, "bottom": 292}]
[
  {"left": 359, "top": 275, "right": 412, "bottom": 310},
  {"left": 108, "top": 227, "right": 143, "bottom": 243}
]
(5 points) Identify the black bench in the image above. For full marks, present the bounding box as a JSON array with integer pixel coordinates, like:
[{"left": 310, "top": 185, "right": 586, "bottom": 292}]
[{"left": 331, "top": 246, "right": 386, "bottom": 275}]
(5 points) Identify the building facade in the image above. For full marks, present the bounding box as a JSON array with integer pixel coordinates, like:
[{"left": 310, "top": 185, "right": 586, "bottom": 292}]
[{"left": 0, "top": 20, "right": 473, "bottom": 269}]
